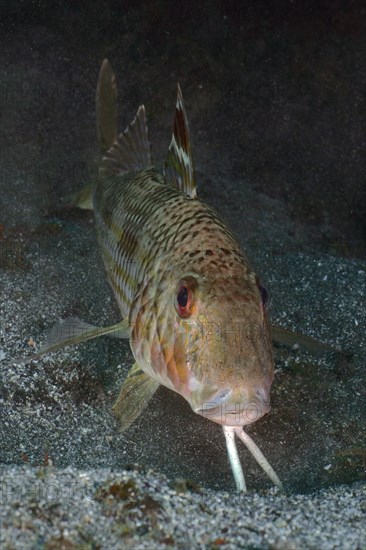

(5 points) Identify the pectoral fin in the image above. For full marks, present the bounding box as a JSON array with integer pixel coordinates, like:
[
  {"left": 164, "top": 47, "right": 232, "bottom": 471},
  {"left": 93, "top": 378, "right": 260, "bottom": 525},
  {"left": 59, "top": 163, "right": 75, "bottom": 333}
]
[
  {"left": 68, "top": 184, "right": 94, "bottom": 210},
  {"left": 112, "top": 362, "right": 159, "bottom": 431},
  {"left": 11, "top": 316, "right": 129, "bottom": 364},
  {"left": 271, "top": 324, "right": 345, "bottom": 355}
]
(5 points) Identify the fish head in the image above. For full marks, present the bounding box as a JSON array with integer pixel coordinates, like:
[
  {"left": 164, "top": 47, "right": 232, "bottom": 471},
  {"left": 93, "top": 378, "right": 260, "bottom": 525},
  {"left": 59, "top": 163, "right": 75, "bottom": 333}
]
[
  {"left": 175, "top": 269, "right": 273, "bottom": 426},
  {"left": 130, "top": 261, "right": 273, "bottom": 428}
]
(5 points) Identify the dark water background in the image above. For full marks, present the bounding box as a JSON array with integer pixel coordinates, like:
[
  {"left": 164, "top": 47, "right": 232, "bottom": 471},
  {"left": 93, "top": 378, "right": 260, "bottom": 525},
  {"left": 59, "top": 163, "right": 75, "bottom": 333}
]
[{"left": 1, "top": 0, "right": 365, "bottom": 257}]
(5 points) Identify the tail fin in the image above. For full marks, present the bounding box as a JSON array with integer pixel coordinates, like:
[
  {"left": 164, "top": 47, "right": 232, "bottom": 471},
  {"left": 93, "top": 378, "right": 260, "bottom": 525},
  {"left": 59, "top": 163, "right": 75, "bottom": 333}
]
[
  {"left": 96, "top": 59, "right": 118, "bottom": 151},
  {"left": 97, "top": 59, "right": 152, "bottom": 176}
]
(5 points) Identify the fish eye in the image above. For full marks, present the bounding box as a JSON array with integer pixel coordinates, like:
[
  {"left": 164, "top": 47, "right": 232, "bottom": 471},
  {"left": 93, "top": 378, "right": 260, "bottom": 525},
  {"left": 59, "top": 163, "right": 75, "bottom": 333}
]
[
  {"left": 178, "top": 285, "right": 188, "bottom": 307},
  {"left": 175, "top": 278, "right": 195, "bottom": 318},
  {"left": 256, "top": 278, "right": 269, "bottom": 307}
]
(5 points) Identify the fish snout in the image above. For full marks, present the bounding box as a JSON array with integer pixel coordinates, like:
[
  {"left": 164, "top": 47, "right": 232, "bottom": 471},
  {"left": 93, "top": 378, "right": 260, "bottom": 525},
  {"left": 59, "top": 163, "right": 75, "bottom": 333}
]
[
  {"left": 253, "top": 384, "right": 271, "bottom": 405},
  {"left": 194, "top": 384, "right": 271, "bottom": 426}
]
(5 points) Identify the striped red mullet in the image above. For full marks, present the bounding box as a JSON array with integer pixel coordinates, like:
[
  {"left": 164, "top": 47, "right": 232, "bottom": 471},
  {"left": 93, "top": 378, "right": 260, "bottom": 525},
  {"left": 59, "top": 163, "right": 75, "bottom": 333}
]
[{"left": 92, "top": 60, "right": 281, "bottom": 492}]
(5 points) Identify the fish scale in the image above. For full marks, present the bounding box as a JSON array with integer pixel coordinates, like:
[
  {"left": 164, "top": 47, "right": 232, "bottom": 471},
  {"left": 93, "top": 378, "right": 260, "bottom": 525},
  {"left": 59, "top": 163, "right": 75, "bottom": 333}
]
[{"left": 94, "top": 168, "right": 246, "bottom": 319}]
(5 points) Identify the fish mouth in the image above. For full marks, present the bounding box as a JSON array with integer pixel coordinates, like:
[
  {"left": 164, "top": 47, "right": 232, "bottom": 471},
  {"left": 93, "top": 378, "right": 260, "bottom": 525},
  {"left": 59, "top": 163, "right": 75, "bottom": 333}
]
[
  {"left": 196, "top": 402, "right": 270, "bottom": 426},
  {"left": 194, "top": 386, "right": 271, "bottom": 426}
]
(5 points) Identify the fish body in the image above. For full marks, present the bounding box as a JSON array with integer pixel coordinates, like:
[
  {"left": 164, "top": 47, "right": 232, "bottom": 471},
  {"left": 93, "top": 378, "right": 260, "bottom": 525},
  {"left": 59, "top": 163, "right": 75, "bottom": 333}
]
[
  {"left": 93, "top": 65, "right": 273, "bottom": 433},
  {"left": 94, "top": 167, "right": 273, "bottom": 426}
]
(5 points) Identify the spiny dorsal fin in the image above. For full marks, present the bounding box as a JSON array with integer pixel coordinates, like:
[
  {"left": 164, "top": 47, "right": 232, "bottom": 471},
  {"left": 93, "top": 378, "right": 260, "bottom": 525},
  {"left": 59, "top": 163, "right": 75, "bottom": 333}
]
[
  {"left": 101, "top": 104, "right": 152, "bottom": 175},
  {"left": 164, "top": 84, "right": 196, "bottom": 198},
  {"left": 112, "top": 362, "right": 159, "bottom": 431},
  {"left": 96, "top": 59, "right": 118, "bottom": 151}
]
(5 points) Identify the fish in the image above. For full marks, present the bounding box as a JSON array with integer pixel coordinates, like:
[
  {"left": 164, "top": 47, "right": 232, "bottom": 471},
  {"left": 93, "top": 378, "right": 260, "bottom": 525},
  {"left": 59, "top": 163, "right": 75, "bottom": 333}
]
[
  {"left": 11, "top": 60, "right": 344, "bottom": 492},
  {"left": 92, "top": 59, "right": 280, "bottom": 492}
]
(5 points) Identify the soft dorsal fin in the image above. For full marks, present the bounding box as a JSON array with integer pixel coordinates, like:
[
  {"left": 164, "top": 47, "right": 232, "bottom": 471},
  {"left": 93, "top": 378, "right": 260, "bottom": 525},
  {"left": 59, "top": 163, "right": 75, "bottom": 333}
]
[
  {"left": 101, "top": 104, "right": 152, "bottom": 175},
  {"left": 164, "top": 84, "right": 196, "bottom": 198},
  {"left": 96, "top": 59, "right": 118, "bottom": 151}
]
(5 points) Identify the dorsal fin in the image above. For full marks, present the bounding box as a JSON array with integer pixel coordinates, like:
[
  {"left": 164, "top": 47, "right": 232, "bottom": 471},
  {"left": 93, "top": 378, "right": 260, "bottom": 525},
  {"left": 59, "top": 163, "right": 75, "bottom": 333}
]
[
  {"left": 101, "top": 104, "right": 153, "bottom": 175},
  {"left": 96, "top": 59, "right": 118, "bottom": 151},
  {"left": 164, "top": 84, "right": 196, "bottom": 198}
]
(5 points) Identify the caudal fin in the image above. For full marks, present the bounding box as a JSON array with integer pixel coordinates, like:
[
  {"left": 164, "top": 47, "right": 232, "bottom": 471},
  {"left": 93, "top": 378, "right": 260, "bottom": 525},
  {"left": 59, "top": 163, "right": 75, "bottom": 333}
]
[
  {"left": 97, "top": 59, "right": 152, "bottom": 175},
  {"left": 96, "top": 59, "right": 118, "bottom": 151}
]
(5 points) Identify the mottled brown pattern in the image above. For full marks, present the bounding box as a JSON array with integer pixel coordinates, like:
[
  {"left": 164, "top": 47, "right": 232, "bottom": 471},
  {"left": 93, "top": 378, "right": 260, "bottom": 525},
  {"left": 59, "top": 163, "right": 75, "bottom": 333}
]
[{"left": 93, "top": 161, "right": 273, "bottom": 428}]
